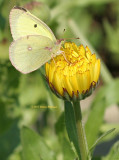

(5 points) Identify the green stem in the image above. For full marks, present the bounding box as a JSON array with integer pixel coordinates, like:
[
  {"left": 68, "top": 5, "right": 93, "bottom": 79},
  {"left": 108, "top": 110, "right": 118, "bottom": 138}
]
[{"left": 73, "top": 100, "right": 90, "bottom": 160}]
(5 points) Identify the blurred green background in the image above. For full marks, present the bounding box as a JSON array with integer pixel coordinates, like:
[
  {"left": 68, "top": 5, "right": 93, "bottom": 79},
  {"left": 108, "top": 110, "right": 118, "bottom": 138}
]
[{"left": 0, "top": 0, "right": 119, "bottom": 160}]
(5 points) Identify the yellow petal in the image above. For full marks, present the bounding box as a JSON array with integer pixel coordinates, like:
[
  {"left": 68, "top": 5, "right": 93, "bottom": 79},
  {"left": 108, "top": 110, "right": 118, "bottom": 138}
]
[
  {"left": 45, "top": 63, "right": 50, "bottom": 78},
  {"left": 78, "top": 44, "right": 85, "bottom": 56},
  {"left": 69, "top": 75, "right": 79, "bottom": 95},
  {"left": 48, "top": 63, "right": 56, "bottom": 84},
  {"left": 52, "top": 70, "right": 63, "bottom": 96},
  {"left": 86, "top": 46, "right": 91, "bottom": 60},
  {"left": 93, "top": 59, "right": 100, "bottom": 82},
  {"left": 63, "top": 75, "right": 73, "bottom": 97}
]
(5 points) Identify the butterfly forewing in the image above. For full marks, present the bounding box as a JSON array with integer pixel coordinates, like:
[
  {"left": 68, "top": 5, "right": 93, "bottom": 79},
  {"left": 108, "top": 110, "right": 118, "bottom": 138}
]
[{"left": 9, "top": 7, "right": 56, "bottom": 42}]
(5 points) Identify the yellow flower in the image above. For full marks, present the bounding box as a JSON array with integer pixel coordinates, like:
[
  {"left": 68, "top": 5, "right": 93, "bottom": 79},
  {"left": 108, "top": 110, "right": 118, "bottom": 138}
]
[{"left": 45, "top": 42, "right": 100, "bottom": 101}]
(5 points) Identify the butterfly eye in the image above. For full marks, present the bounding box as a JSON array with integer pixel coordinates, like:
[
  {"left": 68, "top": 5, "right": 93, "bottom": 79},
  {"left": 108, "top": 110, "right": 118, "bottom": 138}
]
[{"left": 34, "top": 24, "right": 37, "bottom": 28}]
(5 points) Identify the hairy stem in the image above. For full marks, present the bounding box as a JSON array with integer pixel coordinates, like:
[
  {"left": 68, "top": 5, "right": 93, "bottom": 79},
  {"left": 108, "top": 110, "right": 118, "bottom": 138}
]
[{"left": 73, "top": 100, "right": 90, "bottom": 160}]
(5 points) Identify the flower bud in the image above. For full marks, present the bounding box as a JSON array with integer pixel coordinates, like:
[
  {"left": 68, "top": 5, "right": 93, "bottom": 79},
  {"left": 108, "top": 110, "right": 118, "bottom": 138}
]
[{"left": 45, "top": 42, "right": 100, "bottom": 101}]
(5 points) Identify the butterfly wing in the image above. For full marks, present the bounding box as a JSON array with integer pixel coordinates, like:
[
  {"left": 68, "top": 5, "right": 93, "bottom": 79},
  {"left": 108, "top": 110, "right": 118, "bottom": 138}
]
[
  {"left": 9, "top": 6, "right": 56, "bottom": 42},
  {"left": 9, "top": 35, "right": 54, "bottom": 74}
]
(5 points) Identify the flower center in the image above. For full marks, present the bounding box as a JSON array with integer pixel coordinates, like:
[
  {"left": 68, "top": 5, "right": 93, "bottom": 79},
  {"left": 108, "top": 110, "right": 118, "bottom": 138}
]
[{"left": 52, "top": 42, "right": 96, "bottom": 77}]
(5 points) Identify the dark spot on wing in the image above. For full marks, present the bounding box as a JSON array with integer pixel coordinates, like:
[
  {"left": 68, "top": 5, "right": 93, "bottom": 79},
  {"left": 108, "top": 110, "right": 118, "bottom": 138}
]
[
  {"left": 34, "top": 24, "right": 37, "bottom": 28},
  {"left": 13, "top": 6, "right": 27, "bottom": 12}
]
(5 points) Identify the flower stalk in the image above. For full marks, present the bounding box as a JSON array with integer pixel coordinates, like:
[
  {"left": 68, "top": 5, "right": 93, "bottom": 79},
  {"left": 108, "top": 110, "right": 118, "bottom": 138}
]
[{"left": 73, "top": 100, "right": 90, "bottom": 160}]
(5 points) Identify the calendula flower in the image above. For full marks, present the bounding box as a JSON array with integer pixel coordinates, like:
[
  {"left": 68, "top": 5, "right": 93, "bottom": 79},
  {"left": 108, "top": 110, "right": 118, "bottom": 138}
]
[{"left": 45, "top": 42, "right": 100, "bottom": 101}]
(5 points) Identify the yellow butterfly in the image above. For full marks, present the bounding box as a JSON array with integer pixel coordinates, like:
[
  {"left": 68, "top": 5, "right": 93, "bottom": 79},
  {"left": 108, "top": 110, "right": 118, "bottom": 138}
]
[{"left": 9, "top": 6, "right": 62, "bottom": 74}]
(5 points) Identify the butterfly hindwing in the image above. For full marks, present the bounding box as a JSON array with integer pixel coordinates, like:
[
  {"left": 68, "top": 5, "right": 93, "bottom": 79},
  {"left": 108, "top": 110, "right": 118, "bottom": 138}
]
[{"left": 9, "top": 35, "right": 54, "bottom": 74}]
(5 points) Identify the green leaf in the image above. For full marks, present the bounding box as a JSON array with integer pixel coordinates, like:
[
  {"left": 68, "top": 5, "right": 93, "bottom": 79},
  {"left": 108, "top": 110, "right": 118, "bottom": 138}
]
[
  {"left": 91, "top": 78, "right": 119, "bottom": 107},
  {"left": 19, "top": 73, "right": 47, "bottom": 106},
  {"left": 85, "top": 79, "right": 119, "bottom": 149},
  {"left": 51, "top": 0, "right": 118, "bottom": 19},
  {"left": 55, "top": 112, "right": 65, "bottom": 135},
  {"left": 21, "top": 126, "right": 56, "bottom": 160},
  {"left": 55, "top": 112, "right": 76, "bottom": 159},
  {"left": 85, "top": 97, "right": 106, "bottom": 148},
  {"left": 0, "top": 120, "right": 20, "bottom": 160},
  {"left": 0, "top": 62, "right": 20, "bottom": 98},
  {"left": 61, "top": 137, "right": 76, "bottom": 160},
  {"left": 90, "top": 128, "right": 115, "bottom": 153},
  {"left": 100, "top": 124, "right": 119, "bottom": 141},
  {"left": 64, "top": 101, "right": 81, "bottom": 159},
  {"left": 102, "top": 141, "right": 119, "bottom": 160},
  {"left": 0, "top": 99, "right": 13, "bottom": 134},
  {"left": 104, "top": 79, "right": 119, "bottom": 106},
  {"left": 104, "top": 19, "right": 119, "bottom": 56},
  {"left": 0, "top": 0, "right": 3, "bottom": 5}
]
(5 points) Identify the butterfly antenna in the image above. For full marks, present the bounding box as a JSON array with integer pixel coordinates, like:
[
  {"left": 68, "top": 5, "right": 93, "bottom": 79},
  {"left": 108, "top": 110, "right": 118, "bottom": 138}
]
[
  {"left": 63, "top": 37, "right": 80, "bottom": 40},
  {"left": 56, "top": 37, "right": 80, "bottom": 45}
]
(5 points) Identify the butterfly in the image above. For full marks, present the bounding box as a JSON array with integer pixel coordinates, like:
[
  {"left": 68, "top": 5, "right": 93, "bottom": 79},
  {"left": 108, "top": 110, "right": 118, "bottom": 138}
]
[{"left": 9, "top": 6, "right": 62, "bottom": 74}]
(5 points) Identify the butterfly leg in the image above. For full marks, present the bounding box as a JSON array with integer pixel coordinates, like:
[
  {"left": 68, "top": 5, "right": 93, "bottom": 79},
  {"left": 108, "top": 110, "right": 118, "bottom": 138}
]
[
  {"left": 51, "top": 54, "right": 56, "bottom": 65},
  {"left": 61, "top": 52, "right": 71, "bottom": 64}
]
